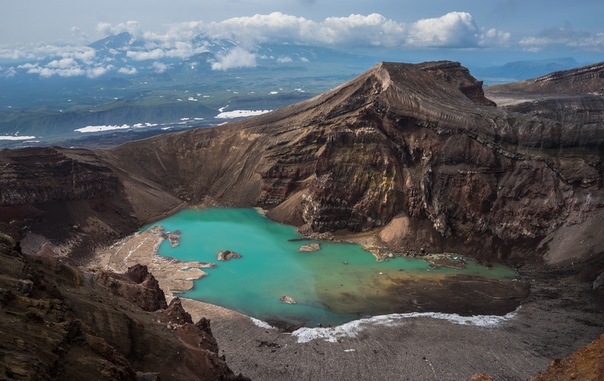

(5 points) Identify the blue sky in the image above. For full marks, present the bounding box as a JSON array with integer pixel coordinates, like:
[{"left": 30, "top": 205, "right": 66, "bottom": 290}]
[{"left": 1, "top": 0, "right": 603, "bottom": 66}]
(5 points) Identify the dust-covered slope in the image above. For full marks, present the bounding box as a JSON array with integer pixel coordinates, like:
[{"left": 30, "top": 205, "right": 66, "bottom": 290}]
[
  {"left": 485, "top": 61, "right": 604, "bottom": 126},
  {"left": 1, "top": 61, "right": 602, "bottom": 265},
  {"left": 0, "top": 233, "right": 248, "bottom": 380},
  {"left": 98, "top": 61, "right": 603, "bottom": 264}
]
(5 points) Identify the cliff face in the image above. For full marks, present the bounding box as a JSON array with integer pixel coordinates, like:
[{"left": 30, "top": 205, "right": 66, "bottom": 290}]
[
  {"left": 0, "top": 233, "right": 248, "bottom": 380},
  {"left": 486, "top": 61, "right": 604, "bottom": 130},
  {"left": 97, "top": 61, "right": 603, "bottom": 264},
  {"left": 0, "top": 147, "right": 119, "bottom": 206},
  {"left": 1, "top": 61, "right": 602, "bottom": 265},
  {"left": 0, "top": 146, "right": 183, "bottom": 263}
]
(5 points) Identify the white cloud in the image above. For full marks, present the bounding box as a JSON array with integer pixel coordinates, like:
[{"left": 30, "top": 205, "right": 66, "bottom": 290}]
[
  {"left": 211, "top": 47, "right": 257, "bottom": 70},
  {"left": 97, "top": 21, "right": 140, "bottom": 37},
  {"left": 407, "top": 12, "right": 478, "bottom": 48},
  {"left": 1, "top": 66, "right": 17, "bottom": 78},
  {"left": 118, "top": 66, "right": 137, "bottom": 75},
  {"left": 314, "top": 13, "right": 405, "bottom": 46},
  {"left": 520, "top": 26, "right": 604, "bottom": 52},
  {"left": 405, "top": 12, "right": 511, "bottom": 48},
  {"left": 200, "top": 12, "right": 407, "bottom": 48},
  {"left": 0, "top": 44, "right": 96, "bottom": 62},
  {"left": 276, "top": 56, "right": 293, "bottom": 63},
  {"left": 193, "top": 12, "right": 509, "bottom": 49},
  {"left": 46, "top": 58, "right": 77, "bottom": 69},
  {"left": 127, "top": 48, "right": 165, "bottom": 61},
  {"left": 20, "top": 63, "right": 86, "bottom": 78},
  {"left": 86, "top": 65, "right": 112, "bottom": 78},
  {"left": 480, "top": 28, "right": 512, "bottom": 47},
  {"left": 17, "top": 57, "right": 112, "bottom": 78},
  {"left": 152, "top": 61, "right": 169, "bottom": 73}
]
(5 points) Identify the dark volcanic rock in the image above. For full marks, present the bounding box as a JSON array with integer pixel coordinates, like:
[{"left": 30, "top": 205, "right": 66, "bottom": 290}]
[
  {"left": 97, "top": 264, "right": 168, "bottom": 311},
  {"left": 98, "top": 61, "right": 603, "bottom": 265},
  {"left": 0, "top": 146, "right": 183, "bottom": 264},
  {"left": 1, "top": 61, "right": 603, "bottom": 266},
  {"left": 0, "top": 147, "right": 119, "bottom": 206},
  {"left": 217, "top": 250, "right": 243, "bottom": 261},
  {"left": 0, "top": 233, "right": 248, "bottom": 381},
  {"left": 156, "top": 296, "right": 194, "bottom": 324}
]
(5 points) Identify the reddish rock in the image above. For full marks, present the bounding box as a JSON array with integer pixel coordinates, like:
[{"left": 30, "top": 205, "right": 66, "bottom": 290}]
[
  {"left": 0, "top": 234, "right": 248, "bottom": 381},
  {"left": 156, "top": 297, "right": 193, "bottom": 325},
  {"left": 529, "top": 334, "right": 604, "bottom": 381},
  {"left": 97, "top": 264, "right": 168, "bottom": 312}
]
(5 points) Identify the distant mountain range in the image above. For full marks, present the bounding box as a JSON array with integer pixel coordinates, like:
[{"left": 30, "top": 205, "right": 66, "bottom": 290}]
[
  {"left": 473, "top": 57, "right": 581, "bottom": 84},
  {"left": 0, "top": 31, "right": 595, "bottom": 148}
]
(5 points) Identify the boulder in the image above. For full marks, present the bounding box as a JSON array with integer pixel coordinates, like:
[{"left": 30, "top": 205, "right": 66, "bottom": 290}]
[
  {"left": 217, "top": 250, "right": 243, "bottom": 261},
  {"left": 279, "top": 296, "right": 297, "bottom": 304},
  {"left": 298, "top": 243, "right": 321, "bottom": 252}
]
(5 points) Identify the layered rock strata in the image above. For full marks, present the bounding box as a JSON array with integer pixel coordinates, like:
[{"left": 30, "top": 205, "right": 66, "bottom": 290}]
[
  {"left": 98, "top": 61, "right": 603, "bottom": 264},
  {"left": 1, "top": 61, "right": 602, "bottom": 267},
  {"left": 0, "top": 232, "right": 248, "bottom": 380}
]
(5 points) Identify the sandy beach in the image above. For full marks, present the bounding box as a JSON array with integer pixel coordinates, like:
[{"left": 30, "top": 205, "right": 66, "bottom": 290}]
[{"left": 92, "top": 229, "right": 604, "bottom": 380}]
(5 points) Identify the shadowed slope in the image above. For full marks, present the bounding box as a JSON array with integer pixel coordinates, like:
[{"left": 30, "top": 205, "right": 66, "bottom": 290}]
[{"left": 99, "top": 61, "right": 603, "bottom": 264}]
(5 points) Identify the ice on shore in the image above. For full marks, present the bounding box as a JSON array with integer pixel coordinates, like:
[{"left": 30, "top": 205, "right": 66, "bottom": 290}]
[
  {"left": 251, "top": 318, "right": 276, "bottom": 330},
  {"left": 291, "top": 309, "right": 519, "bottom": 343}
]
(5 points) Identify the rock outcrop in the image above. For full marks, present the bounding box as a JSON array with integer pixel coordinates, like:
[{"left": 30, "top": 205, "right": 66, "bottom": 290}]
[
  {"left": 97, "top": 264, "right": 168, "bottom": 312},
  {"left": 1, "top": 61, "right": 602, "bottom": 267},
  {"left": 528, "top": 334, "right": 604, "bottom": 381},
  {"left": 217, "top": 250, "right": 243, "bottom": 261},
  {"left": 98, "top": 61, "right": 603, "bottom": 265},
  {"left": 279, "top": 295, "right": 297, "bottom": 304},
  {"left": 0, "top": 232, "right": 248, "bottom": 381}
]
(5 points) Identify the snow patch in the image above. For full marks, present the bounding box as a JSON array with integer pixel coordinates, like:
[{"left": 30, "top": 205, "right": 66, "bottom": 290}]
[
  {"left": 0, "top": 135, "right": 37, "bottom": 140},
  {"left": 215, "top": 110, "right": 271, "bottom": 119},
  {"left": 250, "top": 318, "right": 276, "bottom": 330},
  {"left": 75, "top": 122, "right": 158, "bottom": 133}
]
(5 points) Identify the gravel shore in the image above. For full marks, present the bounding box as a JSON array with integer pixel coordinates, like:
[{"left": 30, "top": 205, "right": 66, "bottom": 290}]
[
  {"left": 92, "top": 230, "right": 603, "bottom": 380},
  {"left": 181, "top": 267, "right": 603, "bottom": 381}
]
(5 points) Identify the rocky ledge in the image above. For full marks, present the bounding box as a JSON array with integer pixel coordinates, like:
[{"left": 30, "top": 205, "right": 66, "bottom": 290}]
[{"left": 0, "top": 232, "right": 248, "bottom": 381}]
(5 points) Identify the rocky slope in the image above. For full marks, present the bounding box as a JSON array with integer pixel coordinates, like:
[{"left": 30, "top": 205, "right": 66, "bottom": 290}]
[
  {"left": 485, "top": 61, "right": 604, "bottom": 126},
  {"left": 1, "top": 61, "right": 602, "bottom": 267},
  {"left": 528, "top": 333, "right": 604, "bottom": 381},
  {"left": 97, "top": 61, "right": 603, "bottom": 265},
  {"left": 0, "top": 232, "right": 248, "bottom": 380},
  {"left": 0, "top": 146, "right": 184, "bottom": 263}
]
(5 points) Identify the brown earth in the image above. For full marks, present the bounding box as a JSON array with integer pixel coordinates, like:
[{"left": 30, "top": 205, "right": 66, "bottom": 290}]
[
  {"left": 1, "top": 61, "right": 602, "bottom": 268},
  {"left": 0, "top": 232, "right": 248, "bottom": 381},
  {"left": 0, "top": 60, "right": 603, "bottom": 380}
]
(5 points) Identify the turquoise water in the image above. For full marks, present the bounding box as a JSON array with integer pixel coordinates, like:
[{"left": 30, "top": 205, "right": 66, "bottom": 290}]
[{"left": 149, "top": 208, "right": 518, "bottom": 327}]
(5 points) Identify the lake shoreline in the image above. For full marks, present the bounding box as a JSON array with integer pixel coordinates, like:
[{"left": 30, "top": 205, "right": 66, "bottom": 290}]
[
  {"left": 88, "top": 209, "right": 603, "bottom": 380},
  {"left": 91, "top": 208, "right": 527, "bottom": 328},
  {"left": 178, "top": 266, "right": 603, "bottom": 381}
]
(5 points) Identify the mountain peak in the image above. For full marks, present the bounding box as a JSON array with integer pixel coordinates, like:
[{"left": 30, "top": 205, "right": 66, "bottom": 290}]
[
  {"left": 487, "top": 60, "right": 604, "bottom": 95},
  {"left": 88, "top": 32, "right": 137, "bottom": 51}
]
